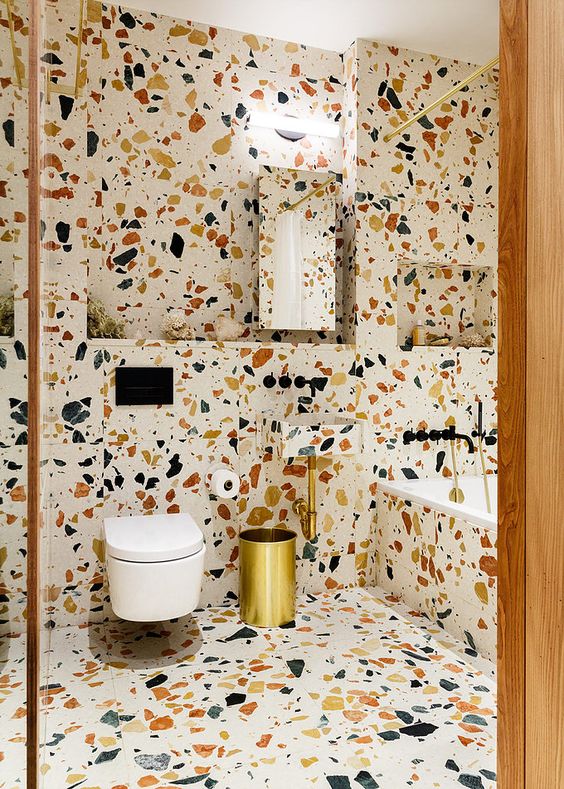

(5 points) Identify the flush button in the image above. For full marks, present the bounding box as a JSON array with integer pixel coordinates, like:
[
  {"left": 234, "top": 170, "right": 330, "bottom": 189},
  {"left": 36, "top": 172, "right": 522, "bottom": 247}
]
[{"left": 115, "top": 366, "right": 174, "bottom": 406}]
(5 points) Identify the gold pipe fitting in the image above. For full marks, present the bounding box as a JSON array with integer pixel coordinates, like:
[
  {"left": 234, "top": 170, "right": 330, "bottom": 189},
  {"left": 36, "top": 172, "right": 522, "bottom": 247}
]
[{"left": 292, "top": 455, "right": 317, "bottom": 541}]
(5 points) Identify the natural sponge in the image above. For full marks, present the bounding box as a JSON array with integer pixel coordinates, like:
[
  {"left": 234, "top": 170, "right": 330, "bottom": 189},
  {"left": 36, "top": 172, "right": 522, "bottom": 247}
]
[
  {"left": 0, "top": 293, "right": 14, "bottom": 336},
  {"left": 87, "top": 298, "right": 126, "bottom": 339}
]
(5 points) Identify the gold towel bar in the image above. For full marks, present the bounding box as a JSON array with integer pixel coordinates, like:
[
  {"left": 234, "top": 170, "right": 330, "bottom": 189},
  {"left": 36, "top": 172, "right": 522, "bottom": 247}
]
[
  {"left": 282, "top": 175, "right": 335, "bottom": 213},
  {"left": 383, "top": 55, "right": 500, "bottom": 143}
]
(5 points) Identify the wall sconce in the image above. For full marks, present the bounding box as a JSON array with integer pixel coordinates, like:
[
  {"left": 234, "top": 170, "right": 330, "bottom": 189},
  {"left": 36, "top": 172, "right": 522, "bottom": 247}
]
[{"left": 248, "top": 112, "right": 341, "bottom": 141}]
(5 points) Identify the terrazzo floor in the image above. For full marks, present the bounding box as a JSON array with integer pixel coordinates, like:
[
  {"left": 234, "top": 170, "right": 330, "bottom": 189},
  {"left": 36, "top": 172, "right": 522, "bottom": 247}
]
[{"left": 4, "top": 588, "right": 497, "bottom": 788}]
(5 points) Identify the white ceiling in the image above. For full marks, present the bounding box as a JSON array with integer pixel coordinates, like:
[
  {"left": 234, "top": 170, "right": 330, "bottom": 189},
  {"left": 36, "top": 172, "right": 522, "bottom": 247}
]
[{"left": 124, "top": 0, "right": 499, "bottom": 63}]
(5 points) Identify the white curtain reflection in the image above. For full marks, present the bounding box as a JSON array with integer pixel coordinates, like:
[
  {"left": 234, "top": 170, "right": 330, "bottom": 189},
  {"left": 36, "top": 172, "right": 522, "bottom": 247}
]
[{"left": 271, "top": 211, "right": 303, "bottom": 329}]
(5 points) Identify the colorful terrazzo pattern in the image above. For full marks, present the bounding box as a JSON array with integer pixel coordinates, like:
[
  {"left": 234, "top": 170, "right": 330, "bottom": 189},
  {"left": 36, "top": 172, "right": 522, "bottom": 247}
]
[
  {"left": 90, "top": 2, "right": 345, "bottom": 343},
  {"left": 0, "top": 0, "right": 30, "bottom": 640},
  {"left": 34, "top": 0, "right": 498, "bottom": 632},
  {"left": 1, "top": 3, "right": 501, "bottom": 784},
  {"left": 376, "top": 494, "right": 497, "bottom": 661},
  {"left": 35, "top": 2, "right": 497, "bottom": 626},
  {"left": 261, "top": 413, "right": 361, "bottom": 459},
  {"left": 396, "top": 263, "right": 495, "bottom": 349},
  {"left": 0, "top": 632, "right": 26, "bottom": 788},
  {"left": 35, "top": 588, "right": 496, "bottom": 788}
]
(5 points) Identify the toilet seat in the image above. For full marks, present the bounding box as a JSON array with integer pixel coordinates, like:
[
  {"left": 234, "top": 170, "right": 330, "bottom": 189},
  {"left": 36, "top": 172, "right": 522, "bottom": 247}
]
[
  {"left": 104, "top": 512, "right": 204, "bottom": 563},
  {"left": 104, "top": 512, "right": 206, "bottom": 621}
]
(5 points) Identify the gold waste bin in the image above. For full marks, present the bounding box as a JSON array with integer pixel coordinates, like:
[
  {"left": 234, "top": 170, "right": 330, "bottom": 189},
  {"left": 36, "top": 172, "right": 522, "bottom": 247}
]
[{"left": 239, "top": 527, "right": 296, "bottom": 627}]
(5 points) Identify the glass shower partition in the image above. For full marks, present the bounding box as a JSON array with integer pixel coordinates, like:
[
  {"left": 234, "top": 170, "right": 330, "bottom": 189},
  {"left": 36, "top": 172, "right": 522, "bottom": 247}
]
[{"left": 0, "top": 0, "right": 31, "bottom": 784}]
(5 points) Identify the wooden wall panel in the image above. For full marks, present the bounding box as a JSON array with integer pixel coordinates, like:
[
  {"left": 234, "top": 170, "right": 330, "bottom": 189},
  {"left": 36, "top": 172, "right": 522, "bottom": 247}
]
[
  {"left": 498, "top": 0, "right": 527, "bottom": 786},
  {"left": 525, "top": 0, "right": 564, "bottom": 784}
]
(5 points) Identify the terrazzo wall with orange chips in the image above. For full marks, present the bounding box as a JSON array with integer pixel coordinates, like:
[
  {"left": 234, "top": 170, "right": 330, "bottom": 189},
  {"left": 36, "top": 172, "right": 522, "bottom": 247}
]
[
  {"left": 31, "top": 1, "right": 498, "bottom": 637},
  {"left": 1, "top": 0, "right": 32, "bottom": 638}
]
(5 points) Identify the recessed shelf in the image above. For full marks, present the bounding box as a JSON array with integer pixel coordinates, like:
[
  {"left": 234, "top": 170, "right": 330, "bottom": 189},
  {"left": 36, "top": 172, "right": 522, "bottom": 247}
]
[{"left": 396, "top": 262, "right": 496, "bottom": 352}]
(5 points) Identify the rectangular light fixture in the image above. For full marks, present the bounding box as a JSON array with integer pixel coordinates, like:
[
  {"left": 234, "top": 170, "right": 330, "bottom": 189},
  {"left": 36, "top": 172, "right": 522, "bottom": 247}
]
[{"left": 249, "top": 111, "right": 341, "bottom": 139}]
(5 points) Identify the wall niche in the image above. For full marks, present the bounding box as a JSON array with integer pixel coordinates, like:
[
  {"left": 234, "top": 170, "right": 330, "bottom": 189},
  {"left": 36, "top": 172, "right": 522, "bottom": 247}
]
[{"left": 396, "top": 262, "right": 496, "bottom": 351}]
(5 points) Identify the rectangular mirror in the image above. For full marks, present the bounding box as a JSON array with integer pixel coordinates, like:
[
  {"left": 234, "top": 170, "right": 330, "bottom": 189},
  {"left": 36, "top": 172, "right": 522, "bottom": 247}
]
[{"left": 258, "top": 165, "right": 337, "bottom": 331}]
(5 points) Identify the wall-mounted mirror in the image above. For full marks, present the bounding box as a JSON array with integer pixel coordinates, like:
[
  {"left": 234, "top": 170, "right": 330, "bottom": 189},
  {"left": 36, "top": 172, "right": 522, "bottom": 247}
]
[{"left": 258, "top": 166, "right": 337, "bottom": 331}]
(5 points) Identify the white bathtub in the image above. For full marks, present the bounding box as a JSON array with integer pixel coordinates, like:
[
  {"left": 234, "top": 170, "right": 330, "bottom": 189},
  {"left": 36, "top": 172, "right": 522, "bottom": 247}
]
[{"left": 377, "top": 475, "right": 497, "bottom": 530}]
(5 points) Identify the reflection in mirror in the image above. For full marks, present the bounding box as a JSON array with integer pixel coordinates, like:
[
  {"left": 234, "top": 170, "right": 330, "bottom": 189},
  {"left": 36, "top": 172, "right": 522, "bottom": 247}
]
[
  {"left": 1, "top": 0, "right": 28, "bottom": 782},
  {"left": 259, "top": 166, "right": 337, "bottom": 331}
]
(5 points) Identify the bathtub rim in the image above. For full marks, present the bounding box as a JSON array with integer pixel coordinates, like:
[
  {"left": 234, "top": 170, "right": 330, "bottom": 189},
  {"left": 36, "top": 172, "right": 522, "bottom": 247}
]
[{"left": 377, "top": 476, "right": 498, "bottom": 531}]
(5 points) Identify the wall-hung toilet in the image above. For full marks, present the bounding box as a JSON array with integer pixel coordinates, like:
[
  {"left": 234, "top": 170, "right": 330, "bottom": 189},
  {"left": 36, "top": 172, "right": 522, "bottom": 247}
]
[{"left": 103, "top": 513, "right": 206, "bottom": 622}]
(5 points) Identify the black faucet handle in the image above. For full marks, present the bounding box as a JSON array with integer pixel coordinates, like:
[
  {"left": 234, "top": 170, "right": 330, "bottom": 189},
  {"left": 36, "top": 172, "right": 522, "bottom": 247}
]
[
  {"left": 279, "top": 374, "right": 292, "bottom": 389},
  {"left": 294, "top": 375, "right": 307, "bottom": 389},
  {"left": 262, "top": 373, "right": 277, "bottom": 388},
  {"left": 403, "top": 429, "right": 417, "bottom": 445}
]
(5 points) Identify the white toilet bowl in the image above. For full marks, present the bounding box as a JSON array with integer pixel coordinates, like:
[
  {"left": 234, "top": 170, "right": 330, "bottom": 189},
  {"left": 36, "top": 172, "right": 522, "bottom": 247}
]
[{"left": 104, "top": 512, "right": 206, "bottom": 622}]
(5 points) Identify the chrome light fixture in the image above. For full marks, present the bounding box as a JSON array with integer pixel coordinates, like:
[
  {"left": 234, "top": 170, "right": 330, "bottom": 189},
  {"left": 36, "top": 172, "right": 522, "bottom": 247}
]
[{"left": 248, "top": 111, "right": 341, "bottom": 140}]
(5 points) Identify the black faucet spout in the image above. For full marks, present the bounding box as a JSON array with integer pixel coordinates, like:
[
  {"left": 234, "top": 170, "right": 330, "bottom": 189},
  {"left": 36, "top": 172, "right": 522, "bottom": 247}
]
[{"left": 451, "top": 429, "right": 475, "bottom": 454}]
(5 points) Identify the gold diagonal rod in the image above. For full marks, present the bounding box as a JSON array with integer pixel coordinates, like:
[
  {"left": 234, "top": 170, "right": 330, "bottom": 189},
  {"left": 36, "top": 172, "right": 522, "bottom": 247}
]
[
  {"left": 3, "top": 0, "right": 23, "bottom": 87},
  {"left": 2, "top": 0, "right": 86, "bottom": 97},
  {"left": 383, "top": 55, "right": 500, "bottom": 142},
  {"left": 282, "top": 175, "right": 335, "bottom": 212},
  {"left": 74, "top": 0, "right": 85, "bottom": 98}
]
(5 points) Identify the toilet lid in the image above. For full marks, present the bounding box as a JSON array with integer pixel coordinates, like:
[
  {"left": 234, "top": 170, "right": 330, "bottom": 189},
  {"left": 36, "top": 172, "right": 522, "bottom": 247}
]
[{"left": 104, "top": 513, "right": 204, "bottom": 563}]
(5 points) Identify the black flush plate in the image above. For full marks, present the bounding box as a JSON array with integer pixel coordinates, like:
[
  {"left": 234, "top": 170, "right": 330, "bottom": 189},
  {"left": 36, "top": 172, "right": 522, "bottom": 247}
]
[{"left": 115, "top": 366, "right": 174, "bottom": 406}]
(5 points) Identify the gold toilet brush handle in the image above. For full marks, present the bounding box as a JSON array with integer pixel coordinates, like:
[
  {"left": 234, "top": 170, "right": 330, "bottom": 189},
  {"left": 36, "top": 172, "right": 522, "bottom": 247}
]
[
  {"left": 449, "top": 440, "right": 465, "bottom": 503},
  {"left": 477, "top": 435, "right": 493, "bottom": 514}
]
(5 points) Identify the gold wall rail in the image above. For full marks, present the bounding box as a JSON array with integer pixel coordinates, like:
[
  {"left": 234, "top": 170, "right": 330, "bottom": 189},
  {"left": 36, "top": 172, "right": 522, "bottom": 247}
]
[
  {"left": 2, "top": 0, "right": 23, "bottom": 86},
  {"left": 383, "top": 55, "right": 500, "bottom": 142},
  {"left": 73, "top": 0, "right": 84, "bottom": 98},
  {"left": 1, "top": 0, "right": 85, "bottom": 98},
  {"left": 282, "top": 175, "right": 335, "bottom": 213}
]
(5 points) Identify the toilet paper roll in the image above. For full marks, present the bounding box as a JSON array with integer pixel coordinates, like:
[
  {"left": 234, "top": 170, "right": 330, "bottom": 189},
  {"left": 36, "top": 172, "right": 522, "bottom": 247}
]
[{"left": 209, "top": 467, "right": 240, "bottom": 499}]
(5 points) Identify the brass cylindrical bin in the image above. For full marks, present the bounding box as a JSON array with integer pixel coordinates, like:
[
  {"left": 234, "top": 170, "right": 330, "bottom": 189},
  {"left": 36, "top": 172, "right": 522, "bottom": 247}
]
[{"left": 239, "top": 527, "right": 296, "bottom": 627}]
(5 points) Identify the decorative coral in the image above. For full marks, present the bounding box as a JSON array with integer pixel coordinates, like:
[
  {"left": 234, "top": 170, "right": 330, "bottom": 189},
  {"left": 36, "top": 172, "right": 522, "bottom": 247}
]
[
  {"left": 161, "top": 309, "right": 193, "bottom": 341},
  {"left": 87, "top": 298, "right": 126, "bottom": 339},
  {"left": 215, "top": 314, "right": 245, "bottom": 342},
  {"left": 459, "top": 331, "right": 487, "bottom": 348},
  {"left": 0, "top": 293, "right": 15, "bottom": 337}
]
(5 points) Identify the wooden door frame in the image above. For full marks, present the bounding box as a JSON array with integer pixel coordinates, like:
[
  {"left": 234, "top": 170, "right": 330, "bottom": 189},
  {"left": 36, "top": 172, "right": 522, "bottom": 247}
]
[
  {"left": 498, "top": 0, "right": 564, "bottom": 787},
  {"left": 523, "top": 0, "right": 564, "bottom": 786},
  {"left": 498, "top": 0, "right": 527, "bottom": 786}
]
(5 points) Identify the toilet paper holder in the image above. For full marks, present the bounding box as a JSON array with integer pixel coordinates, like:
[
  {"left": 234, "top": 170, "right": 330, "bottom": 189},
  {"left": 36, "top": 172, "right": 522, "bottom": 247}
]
[{"left": 206, "top": 462, "right": 240, "bottom": 498}]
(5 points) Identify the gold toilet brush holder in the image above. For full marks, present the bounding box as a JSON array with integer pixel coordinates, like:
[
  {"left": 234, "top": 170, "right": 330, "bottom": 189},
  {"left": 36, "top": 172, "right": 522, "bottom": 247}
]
[{"left": 239, "top": 526, "right": 297, "bottom": 628}]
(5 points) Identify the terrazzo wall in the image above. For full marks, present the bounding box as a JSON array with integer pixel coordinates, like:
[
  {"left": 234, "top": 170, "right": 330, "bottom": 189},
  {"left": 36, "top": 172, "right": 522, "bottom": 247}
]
[
  {"left": 36, "top": 1, "right": 498, "bottom": 634},
  {"left": 0, "top": 0, "right": 30, "bottom": 638},
  {"left": 90, "top": 2, "right": 347, "bottom": 344},
  {"left": 375, "top": 493, "right": 497, "bottom": 660}
]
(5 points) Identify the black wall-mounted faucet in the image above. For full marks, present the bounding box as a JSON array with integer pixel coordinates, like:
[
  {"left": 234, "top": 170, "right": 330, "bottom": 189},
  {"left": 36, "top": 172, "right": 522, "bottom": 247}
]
[
  {"left": 471, "top": 401, "right": 497, "bottom": 446},
  {"left": 403, "top": 425, "right": 476, "bottom": 454}
]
